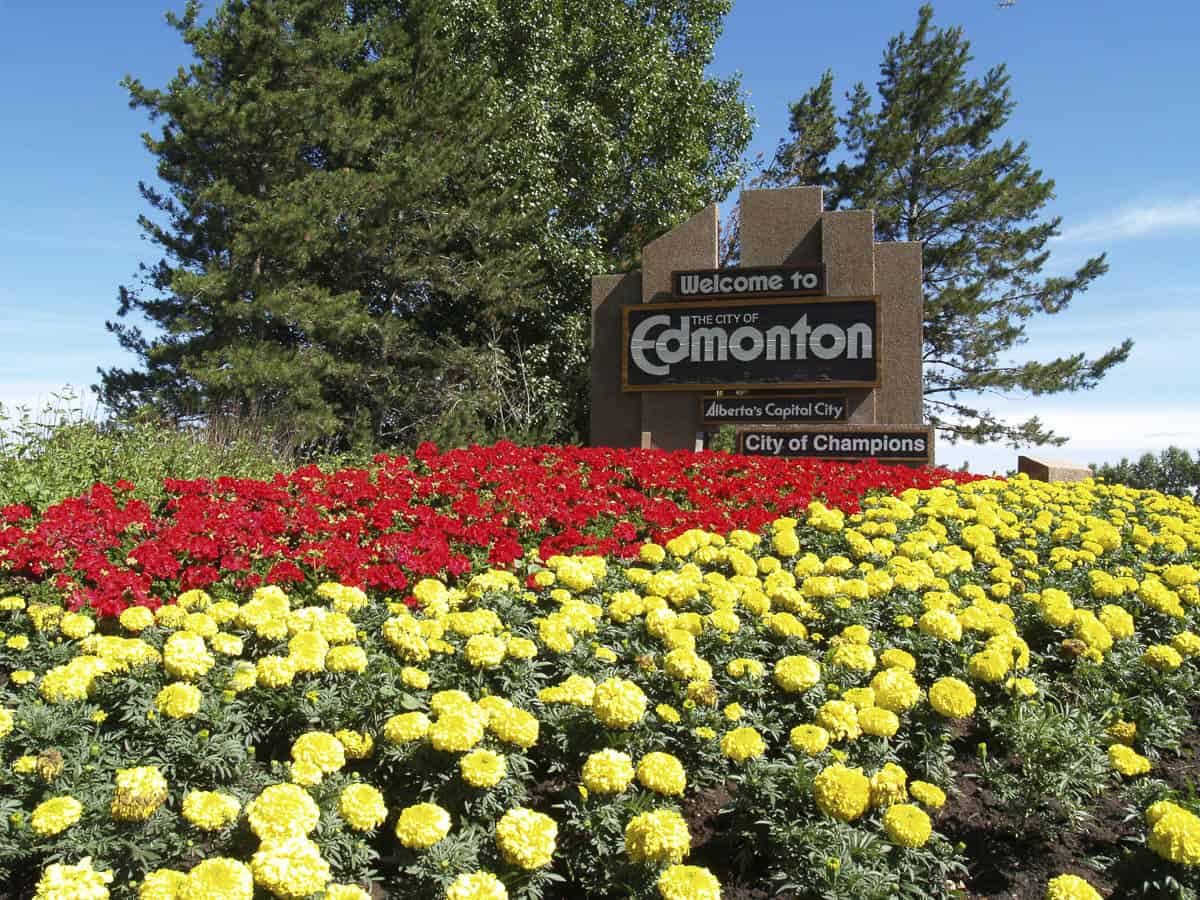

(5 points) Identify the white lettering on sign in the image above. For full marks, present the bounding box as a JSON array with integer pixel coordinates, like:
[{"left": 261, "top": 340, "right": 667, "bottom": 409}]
[
  {"left": 629, "top": 315, "right": 872, "bottom": 377},
  {"left": 677, "top": 270, "right": 818, "bottom": 297}
]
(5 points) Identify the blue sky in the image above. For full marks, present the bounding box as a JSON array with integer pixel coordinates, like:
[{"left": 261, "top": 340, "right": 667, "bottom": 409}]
[{"left": 1, "top": 1, "right": 1197, "bottom": 474}]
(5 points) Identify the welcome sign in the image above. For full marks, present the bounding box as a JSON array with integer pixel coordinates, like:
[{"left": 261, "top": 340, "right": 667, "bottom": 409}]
[{"left": 622, "top": 296, "right": 879, "bottom": 391}]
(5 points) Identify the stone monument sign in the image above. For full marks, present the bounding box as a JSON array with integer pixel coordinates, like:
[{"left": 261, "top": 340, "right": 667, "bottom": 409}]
[{"left": 590, "top": 186, "right": 931, "bottom": 463}]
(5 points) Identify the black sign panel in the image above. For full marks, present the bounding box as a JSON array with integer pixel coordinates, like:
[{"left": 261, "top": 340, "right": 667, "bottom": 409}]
[
  {"left": 672, "top": 265, "right": 825, "bottom": 299},
  {"left": 622, "top": 296, "right": 878, "bottom": 392},
  {"left": 737, "top": 427, "right": 933, "bottom": 464},
  {"left": 700, "top": 394, "right": 846, "bottom": 424}
]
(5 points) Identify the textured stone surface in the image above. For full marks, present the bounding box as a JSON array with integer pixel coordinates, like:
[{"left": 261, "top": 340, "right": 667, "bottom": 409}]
[
  {"left": 639, "top": 204, "right": 719, "bottom": 450},
  {"left": 821, "top": 210, "right": 877, "bottom": 425},
  {"left": 874, "top": 242, "right": 924, "bottom": 425},
  {"left": 590, "top": 273, "right": 642, "bottom": 449},
  {"left": 1018, "top": 456, "right": 1093, "bottom": 483},
  {"left": 739, "top": 187, "right": 823, "bottom": 267}
]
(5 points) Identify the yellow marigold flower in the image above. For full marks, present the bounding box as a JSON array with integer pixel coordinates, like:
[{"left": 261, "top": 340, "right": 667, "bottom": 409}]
[
  {"left": 326, "top": 886, "right": 372, "bottom": 900},
  {"left": 33, "top": 857, "right": 113, "bottom": 900},
  {"left": 789, "top": 724, "right": 830, "bottom": 755},
  {"left": 246, "top": 783, "right": 320, "bottom": 840},
  {"left": 721, "top": 726, "right": 766, "bottom": 763},
  {"left": 458, "top": 749, "right": 506, "bottom": 789},
  {"left": 1097, "top": 605, "right": 1135, "bottom": 640},
  {"left": 723, "top": 702, "right": 744, "bottom": 721},
  {"left": 1173, "top": 631, "right": 1200, "bottom": 657},
  {"left": 1108, "top": 744, "right": 1152, "bottom": 777},
  {"left": 325, "top": 645, "right": 368, "bottom": 673},
  {"left": 582, "top": 749, "right": 635, "bottom": 794},
  {"left": 625, "top": 809, "right": 691, "bottom": 864},
  {"left": 656, "top": 703, "right": 682, "bottom": 724},
  {"left": 664, "top": 648, "right": 713, "bottom": 682},
  {"left": 842, "top": 687, "right": 876, "bottom": 710},
  {"left": 59, "top": 612, "right": 96, "bottom": 640},
  {"left": 1106, "top": 720, "right": 1137, "bottom": 745},
  {"left": 1005, "top": 676, "right": 1038, "bottom": 698},
  {"left": 1147, "top": 803, "right": 1200, "bottom": 866},
  {"left": 446, "top": 871, "right": 508, "bottom": 900},
  {"left": 111, "top": 766, "right": 168, "bottom": 821},
  {"left": 879, "top": 648, "right": 917, "bottom": 671},
  {"left": 13, "top": 755, "right": 38, "bottom": 774},
  {"left": 773, "top": 655, "right": 821, "bottom": 693},
  {"left": 7, "top": 635, "right": 30, "bottom": 651},
  {"left": 495, "top": 808, "right": 557, "bottom": 870},
  {"left": 1045, "top": 873, "right": 1102, "bottom": 900},
  {"left": 657, "top": 864, "right": 722, "bottom": 900},
  {"left": 869, "top": 763, "right": 909, "bottom": 807},
  {"left": 162, "top": 631, "right": 215, "bottom": 681},
  {"left": 338, "top": 783, "right": 388, "bottom": 831},
  {"left": 156, "top": 682, "right": 202, "bottom": 719},
  {"left": 870, "top": 667, "right": 921, "bottom": 712},
  {"left": 430, "top": 690, "right": 474, "bottom": 715},
  {"left": 290, "top": 731, "right": 345, "bottom": 775},
  {"left": 918, "top": 609, "right": 962, "bottom": 642},
  {"left": 593, "top": 677, "right": 648, "bottom": 730},
  {"left": 395, "top": 802, "right": 452, "bottom": 849},
  {"left": 816, "top": 700, "right": 862, "bottom": 742},
  {"left": 183, "top": 858, "right": 253, "bottom": 900},
  {"left": 507, "top": 637, "right": 539, "bottom": 660},
  {"left": 637, "top": 752, "right": 687, "bottom": 796},
  {"left": 488, "top": 707, "right": 539, "bottom": 749},
  {"left": 813, "top": 764, "right": 871, "bottom": 822},
  {"left": 255, "top": 655, "right": 296, "bottom": 688},
  {"left": 909, "top": 780, "right": 946, "bottom": 810},
  {"left": 465, "top": 634, "right": 507, "bottom": 668},
  {"left": 251, "top": 835, "right": 331, "bottom": 898},
  {"left": 0, "top": 707, "right": 13, "bottom": 738},
  {"left": 138, "top": 869, "right": 187, "bottom": 900},
  {"left": 967, "top": 649, "right": 1011, "bottom": 683},
  {"left": 929, "top": 677, "right": 977, "bottom": 719},
  {"left": 831, "top": 642, "right": 876, "bottom": 672},
  {"left": 1143, "top": 644, "right": 1184, "bottom": 672},
  {"left": 396, "top": 667, "right": 429, "bottom": 690},
  {"left": 860, "top": 707, "right": 900, "bottom": 737},
  {"left": 883, "top": 803, "right": 932, "bottom": 848},
  {"left": 181, "top": 790, "right": 240, "bottom": 831},
  {"left": 430, "top": 710, "right": 486, "bottom": 753},
  {"left": 383, "top": 711, "right": 431, "bottom": 744},
  {"left": 31, "top": 796, "right": 83, "bottom": 836},
  {"left": 694, "top": 726, "right": 717, "bottom": 740},
  {"left": 726, "top": 657, "right": 766, "bottom": 679},
  {"left": 208, "top": 632, "right": 243, "bottom": 657}
]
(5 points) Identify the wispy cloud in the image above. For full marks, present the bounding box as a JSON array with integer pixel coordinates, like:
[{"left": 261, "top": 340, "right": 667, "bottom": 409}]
[{"left": 1059, "top": 196, "right": 1200, "bottom": 243}]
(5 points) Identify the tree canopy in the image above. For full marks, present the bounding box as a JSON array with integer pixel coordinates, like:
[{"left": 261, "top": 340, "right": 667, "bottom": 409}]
[
  {"left": 756, "top": 4, "right": 1130, "bottom": 446},
  {"left": 100, "top": 0, "right": 751, "bottom": 448}
]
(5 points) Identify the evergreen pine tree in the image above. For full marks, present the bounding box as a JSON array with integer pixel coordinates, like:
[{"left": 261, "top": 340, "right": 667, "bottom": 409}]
[
  {"left": 759, "top": 5, "right": 1130, "bottom": 445},
  {"left": 101, "top": 0, "right": 751, "bottom": 447}
]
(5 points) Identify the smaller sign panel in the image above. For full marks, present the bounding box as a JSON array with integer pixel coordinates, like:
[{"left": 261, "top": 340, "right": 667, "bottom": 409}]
[
  {"left": 737, "top": 426, "right": 934, "bottom": 464},
  {"left": 672, "top": 265, "right": 825, "bottom": 300},
  {"left": 700, "top": 394, "right": 846, "bottom": 425}
]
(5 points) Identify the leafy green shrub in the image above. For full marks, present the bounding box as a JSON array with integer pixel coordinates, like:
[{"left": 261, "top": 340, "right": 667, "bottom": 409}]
[{"left": 0, "top": 391, "right": 365, "bottom": 512}]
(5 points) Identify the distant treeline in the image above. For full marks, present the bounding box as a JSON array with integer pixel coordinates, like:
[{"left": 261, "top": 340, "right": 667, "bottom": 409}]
[{"left": 1092, "top": 447, "right": 1200, "bottom": 503}]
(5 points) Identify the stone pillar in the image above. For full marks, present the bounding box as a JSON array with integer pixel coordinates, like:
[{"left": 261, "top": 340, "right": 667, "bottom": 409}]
[
  {"left": 739, "top": 187, "right": 823, "bottom": 266},
  {"left": 638, "top": 204, "right": 719, "bottom": 450},
  {"left": 590, "top": 273, "right": 643, "bottom": 448},
  {"left": 821, "top": 209, "right": 876, "bottom": 424},
  {"left": 874, "top": 242, "right": 924, "bottom": 424}
]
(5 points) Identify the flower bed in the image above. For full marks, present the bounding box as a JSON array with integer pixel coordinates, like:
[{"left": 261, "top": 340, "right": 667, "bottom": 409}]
[
  {"left": 1, "top": 453, "right": 1199, "bottom": 899},
  {"left": 0, "top": 443, "right": 979, "bottom": 615}
]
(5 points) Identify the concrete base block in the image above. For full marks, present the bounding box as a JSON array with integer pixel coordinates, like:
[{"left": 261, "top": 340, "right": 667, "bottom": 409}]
[{"left": 1018, "top": 456, "right": 1093, "bottom": 483}]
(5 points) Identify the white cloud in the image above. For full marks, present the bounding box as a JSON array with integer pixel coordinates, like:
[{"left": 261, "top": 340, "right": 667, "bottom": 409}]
[{"left": 1059, "top": 196, "right": 1200, "bottom": 243}]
